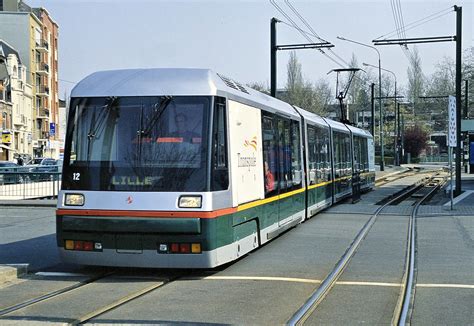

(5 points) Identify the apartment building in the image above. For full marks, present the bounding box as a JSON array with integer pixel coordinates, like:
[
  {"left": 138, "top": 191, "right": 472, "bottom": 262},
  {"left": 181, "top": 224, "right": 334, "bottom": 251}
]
[
  {"left": 0, "top": 0, "right": 59, "bottom": 159},
  {"left": 0, "top": 39, "right": 33, "bottom": 161}
]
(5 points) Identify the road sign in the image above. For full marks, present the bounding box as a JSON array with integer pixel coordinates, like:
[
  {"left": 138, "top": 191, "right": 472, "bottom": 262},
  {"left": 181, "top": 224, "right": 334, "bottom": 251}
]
[
  {"left": 448, "top": 95, "right": 457, "bottom": 147},
  {"left": 49, "top": 123, "right": 56, "bottom": 136}
]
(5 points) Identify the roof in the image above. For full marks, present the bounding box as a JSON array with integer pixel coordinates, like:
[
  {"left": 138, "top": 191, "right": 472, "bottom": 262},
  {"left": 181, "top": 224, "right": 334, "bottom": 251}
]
[
  {"left": 71, "top": 68, "right": 300, "bottom": 119},
  {"left": 293, "top": 106, "right": 329, "bottom": 128},
  {"left": 323, "top": 117, "right": 350, "bottom": 133},
  {"left": 0, "top": 40, "right": 21, "bottom": 64},
  {"left": 345, "top": 124, "right": 373, "bottom": 138}
]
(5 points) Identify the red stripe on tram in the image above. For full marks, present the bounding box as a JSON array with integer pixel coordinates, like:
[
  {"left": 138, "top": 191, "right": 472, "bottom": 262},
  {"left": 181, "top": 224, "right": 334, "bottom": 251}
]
[{"left": 56, "top": 207, "right": 237, "bottom": 219}]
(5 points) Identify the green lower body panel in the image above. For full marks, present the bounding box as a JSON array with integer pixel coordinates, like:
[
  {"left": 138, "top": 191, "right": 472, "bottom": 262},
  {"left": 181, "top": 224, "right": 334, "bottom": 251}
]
[{"left": 56, "top": 189, "right": 307, "bottom": 268}]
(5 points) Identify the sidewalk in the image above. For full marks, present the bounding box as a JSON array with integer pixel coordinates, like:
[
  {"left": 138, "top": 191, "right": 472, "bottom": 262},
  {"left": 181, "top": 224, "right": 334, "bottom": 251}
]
[{"left": 0, "top": 264, "right": 28, "bottom": 287}]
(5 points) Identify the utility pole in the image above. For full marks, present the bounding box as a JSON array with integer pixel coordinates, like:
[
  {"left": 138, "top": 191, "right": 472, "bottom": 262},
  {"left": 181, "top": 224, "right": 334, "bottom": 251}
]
[
  {"left": 373, "top": 5, "right": 462, "bottom": 194},
  {"left": 397, "top": 102, "right": 401, "bottom": 165},
  {"left": 465, "top": 79, "right": 469, "bottom": 118},
  {"left": 338, "top": 36, "right": 384, "bottom": 170},
  {"left": 371, "top": 83, "right": 375, "bottom": 136},
  {"left": 455, "top": 5, "right": 462, "bottom": 196},
  {"left": 271, "top": 18, "right": 278, "bottom": 97},
  {"left": 270, "top": 18, "right": 334, "bottom": 98}
]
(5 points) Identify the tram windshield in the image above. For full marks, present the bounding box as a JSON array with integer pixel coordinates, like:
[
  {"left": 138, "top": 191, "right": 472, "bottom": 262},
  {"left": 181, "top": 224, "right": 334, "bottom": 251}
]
[{"left": 62, "top": 96, "right": 211, "bottom": 192}]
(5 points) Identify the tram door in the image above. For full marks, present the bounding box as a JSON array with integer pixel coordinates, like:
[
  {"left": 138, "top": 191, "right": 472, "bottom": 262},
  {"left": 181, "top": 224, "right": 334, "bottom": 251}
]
[
  {"left": 262, "top": 115, "right": 280, "bottom": 226},
  {"left": 263, "top": 114, "right": 302, "bottom": 227}
]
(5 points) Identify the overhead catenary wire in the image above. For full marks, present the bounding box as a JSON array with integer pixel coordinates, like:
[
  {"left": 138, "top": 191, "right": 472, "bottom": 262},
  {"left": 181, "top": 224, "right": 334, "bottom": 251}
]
[
  {"left": 396, "top": 0, "right": 408, "bottom": 41},
  {"left": 270, "top": 0, "right": 373, "bottom": 93},
  {"left": 283, "top": 0, "right": 353, "bottom": 68},
  {"left": 390, "top": 0, "right": 403, "bottom": 41},
  {"left": 375, "top": 6, "right": 453, "bottom": 40},
  {"left": 284, "top": 0, "right": 328, "bottom": 43},
  {"left": 270, "top": 0, "right": 353, "bottom": 69}
]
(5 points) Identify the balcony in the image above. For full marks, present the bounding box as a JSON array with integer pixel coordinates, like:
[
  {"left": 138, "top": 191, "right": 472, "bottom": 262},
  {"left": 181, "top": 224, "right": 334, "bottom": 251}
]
[
  {"left": 13, "top": 114, "right": 27, "bottom": 127},
  {"left": 36, "top": 40, "right": 49, "bottom": 53},
  {"left": 36, "top": 86, "right": 50, "bottom": 97},
  {"left": 36, "top": 131, "right": 50, "bottom": 140},
  {"left": 36, "top": 62, "right": 50, "bottom": 76},
  {"left": 37, "top": 108, "right": 50, "bottom": 119}
]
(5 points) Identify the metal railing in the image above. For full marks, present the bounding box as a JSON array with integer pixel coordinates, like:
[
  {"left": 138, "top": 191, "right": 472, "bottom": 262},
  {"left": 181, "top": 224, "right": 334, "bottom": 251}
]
[
  {"left": 0, "top": 172, "right": 61, "bottom": 199},
  {"left": 420, "top": 155, "right": 449, "bottom": 163}
]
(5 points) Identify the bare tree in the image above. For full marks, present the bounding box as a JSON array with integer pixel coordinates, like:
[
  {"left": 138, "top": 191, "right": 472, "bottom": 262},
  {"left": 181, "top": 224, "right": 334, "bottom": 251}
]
[{"left": 407, "top": 46, "right": 426, "bottom": 105}]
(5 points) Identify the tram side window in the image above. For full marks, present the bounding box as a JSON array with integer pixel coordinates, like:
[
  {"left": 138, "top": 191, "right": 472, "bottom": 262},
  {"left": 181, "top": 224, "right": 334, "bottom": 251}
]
[
  {"left": 278, "top": 119, "right": 292, "bottom": 192},
  {"left": 361, "top": 138, "right": 369, "bottom": 171},
  {"left": 353, "top": 136, "right": 361, "bottom": 172},
  {"left": 262, "top": 115, "right": 278, "bottom": 197},
  {"left": 315, "top": 127, "right": 330, "bottom": 183},
  {"left": 333, "top": 132, "right": 341, "bottom": 178},
  {"left": 344, "top": 134, "right": 352, "bottom": 176},
  {"left": 211, "top": 97, "right": 228, "bottom": 191},
  {"left": 307, "top": 125, "right": 317, "bottom": 185},
  {"left": 290, "top": 120, "right": 302, "bottom": 189}
]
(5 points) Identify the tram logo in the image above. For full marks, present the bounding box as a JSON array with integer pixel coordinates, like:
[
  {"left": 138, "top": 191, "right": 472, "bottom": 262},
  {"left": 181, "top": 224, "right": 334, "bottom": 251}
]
[
  {"left": 243, "top": 136, "right": 257, "bottom": 151},
  {"left": 126, "top": 196, "right": 133, "bottom": 204}
]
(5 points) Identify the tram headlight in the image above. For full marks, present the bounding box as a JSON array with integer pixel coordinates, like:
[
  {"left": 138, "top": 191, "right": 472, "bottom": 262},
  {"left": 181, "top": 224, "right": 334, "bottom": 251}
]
[
  {"left": 64, "top": 193, "right": 84, "bottom": 206},
  {"left": 178, "top": 195, "right": 202, "bottom": 208}
]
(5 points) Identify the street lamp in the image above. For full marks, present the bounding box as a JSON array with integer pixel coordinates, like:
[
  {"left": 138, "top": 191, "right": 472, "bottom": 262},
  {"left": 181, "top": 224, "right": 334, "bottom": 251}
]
[
  {"left": 363, "top": 62, "right": 399, "bottom": 166},
  {"left": 337, "top": 36, "right": 384, "bottom": 171}
]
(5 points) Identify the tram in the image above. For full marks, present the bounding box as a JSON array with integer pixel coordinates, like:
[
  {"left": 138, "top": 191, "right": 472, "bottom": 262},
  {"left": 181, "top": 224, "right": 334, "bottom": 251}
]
[{"left": 56, "top": 68, "right": 375, "bottom": 268}]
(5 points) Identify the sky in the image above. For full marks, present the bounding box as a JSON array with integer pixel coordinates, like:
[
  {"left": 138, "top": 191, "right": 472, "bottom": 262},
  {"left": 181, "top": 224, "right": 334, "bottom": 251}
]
[{"left": 24, "top": 0, "right": 474, "bottom": 98}]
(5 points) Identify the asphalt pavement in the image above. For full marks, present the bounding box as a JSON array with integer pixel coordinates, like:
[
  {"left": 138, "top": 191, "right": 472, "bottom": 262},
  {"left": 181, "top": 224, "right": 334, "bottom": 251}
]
[{"left": 0, "top": 165, "right": 472, "bottom": 324}]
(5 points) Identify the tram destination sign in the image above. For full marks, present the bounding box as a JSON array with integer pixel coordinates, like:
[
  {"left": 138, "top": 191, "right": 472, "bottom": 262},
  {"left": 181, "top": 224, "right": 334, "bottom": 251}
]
[{"left": 448, "top": 95, "right": 457, "bottom": 147}]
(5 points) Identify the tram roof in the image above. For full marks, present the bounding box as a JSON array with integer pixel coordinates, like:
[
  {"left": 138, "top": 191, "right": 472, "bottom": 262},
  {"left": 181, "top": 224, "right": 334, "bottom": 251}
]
[
  {"left": 293, "top": 107, "right": 329, "bottom": 128},
  {"left": 71, "top": 68, "right": 300, "bottom": 119},
  {"left": 323, "top": 117, "right": 350, "bottom": 133},
  {"left": 345, "top": 124, "right": 373, "bottom": 138}
]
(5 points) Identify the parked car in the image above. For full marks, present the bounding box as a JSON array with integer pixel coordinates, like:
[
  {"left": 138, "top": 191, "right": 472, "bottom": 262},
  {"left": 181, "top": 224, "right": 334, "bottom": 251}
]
[
  {"left": 27, "top": 158, "right": 60, "bottom": 172},
  {"left": 0, "top": 161, "right": 27, "bottom": 184}
]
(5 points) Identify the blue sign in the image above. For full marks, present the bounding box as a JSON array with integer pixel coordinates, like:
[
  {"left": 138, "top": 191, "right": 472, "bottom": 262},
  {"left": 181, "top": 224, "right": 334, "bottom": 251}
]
[
  {"left": 470, "top": 142, "right": 474, "bottom": 165},
  {"left": 50, "top": 122, "right": 56, "bottom": 136}
]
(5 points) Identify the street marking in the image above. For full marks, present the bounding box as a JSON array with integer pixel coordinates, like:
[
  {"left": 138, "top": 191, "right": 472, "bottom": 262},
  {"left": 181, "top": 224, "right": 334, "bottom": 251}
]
[
  {"left": 201, "top": 276, "right": 322, "bottom": 284},
  {"left": 337, "top": 281, "right": 400, "bottom": 287},
  {"left": 443, "top": 190, "right": 474, "bottom": 206},
  {"left": 33, "top": 273, "right": 474, "bottom": 290},
  {"left": 196, "top": 277, "right": 474, "bottom": 290},
  {"left": 35, "top": 272, "right": 88, "bottom": 277},
  {"left": 417, "top": 283, "right": 474, "bottom": 289}
]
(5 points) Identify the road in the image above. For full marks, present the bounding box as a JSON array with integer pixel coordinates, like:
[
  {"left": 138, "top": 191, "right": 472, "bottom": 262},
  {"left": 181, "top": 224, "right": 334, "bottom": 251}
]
[{"left": 0, "top": 184, "right": 473, "bottom": 324}]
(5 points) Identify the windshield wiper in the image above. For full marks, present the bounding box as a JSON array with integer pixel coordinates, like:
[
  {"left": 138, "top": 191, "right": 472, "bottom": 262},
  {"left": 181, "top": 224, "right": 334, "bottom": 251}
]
[
  {"left": 86, "top": 96, "right": 118, "bottom": 160},
  {"left": 140, "top": 96, "right": 173, "bottom": 137}
]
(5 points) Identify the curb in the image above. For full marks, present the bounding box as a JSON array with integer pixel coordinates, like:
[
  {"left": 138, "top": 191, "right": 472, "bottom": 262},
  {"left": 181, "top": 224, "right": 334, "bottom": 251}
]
[
  {"left": 0, "top": 200, "right": 56, "bottom": 207},
  {"left": 0, "top": 264, "right": 29, "bottom": 286}
]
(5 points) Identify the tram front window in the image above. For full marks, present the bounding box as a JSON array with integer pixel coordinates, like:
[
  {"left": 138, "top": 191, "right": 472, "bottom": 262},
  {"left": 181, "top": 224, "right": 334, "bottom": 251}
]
[{"left": 62, "top": 96, "right": 211, "bottom": 192}]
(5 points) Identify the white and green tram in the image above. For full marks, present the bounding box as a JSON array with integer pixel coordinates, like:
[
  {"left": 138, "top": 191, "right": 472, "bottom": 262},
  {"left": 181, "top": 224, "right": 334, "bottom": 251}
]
[{"left": 56, "top": 68, "right": 374, "bottom": 268}]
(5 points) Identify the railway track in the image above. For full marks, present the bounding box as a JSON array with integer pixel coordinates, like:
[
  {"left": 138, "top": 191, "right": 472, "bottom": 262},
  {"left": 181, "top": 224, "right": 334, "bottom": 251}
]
[
  {"left": 0, "top": 269, "right": 187, "bottom": 325},
  {"left": 288, "top": 172, "right": 447, "bottom": 325},
  {"left": 0, "top": 271, "right": 114, "bottom": 317},
  {"left": 0, "top": 171, "right": 449, "bottom": 325}
]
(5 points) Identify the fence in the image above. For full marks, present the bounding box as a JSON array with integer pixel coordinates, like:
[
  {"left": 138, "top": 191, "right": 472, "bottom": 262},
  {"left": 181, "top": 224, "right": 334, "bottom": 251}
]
[
  {"left": 420, "top": 155, "right": 449, "bottom": 163},
  {"left": 0, "top": 172, "right": 61, "bottom": 200}
]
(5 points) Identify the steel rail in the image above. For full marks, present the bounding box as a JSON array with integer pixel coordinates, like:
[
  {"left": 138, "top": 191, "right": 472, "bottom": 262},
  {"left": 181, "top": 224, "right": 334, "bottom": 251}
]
[
  {"left": 70, "top": 274, "right": 182, "bottom": 325},
  {"left": 0, "top": 271, "right": 115, "bottom": 317},
  {"left": 393, "top": 176, "right": 445, "bottom": 325},
  {"left": 287, "top": 176, "right": 432, "bottom": 326}
]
